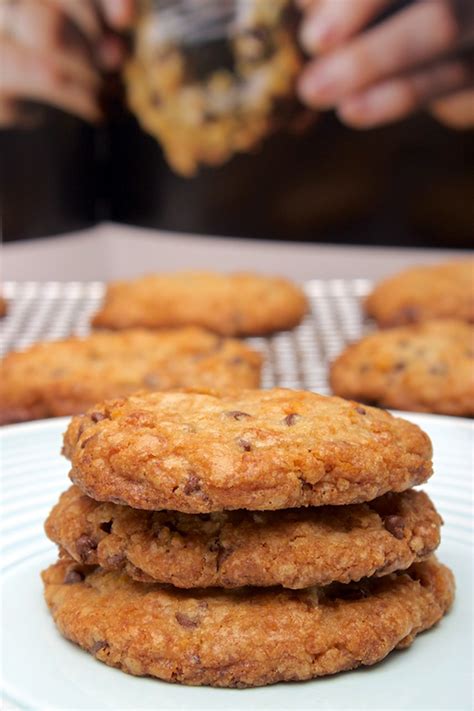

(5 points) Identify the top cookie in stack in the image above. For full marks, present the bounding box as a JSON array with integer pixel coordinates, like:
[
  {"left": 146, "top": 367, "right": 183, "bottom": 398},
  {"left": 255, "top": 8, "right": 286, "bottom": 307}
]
[
  {"left": 62, "top": 388, "right": 432, "bottom": 512},
  {"left": 43, "top": 388, "right": 454, "bottom": 688}
]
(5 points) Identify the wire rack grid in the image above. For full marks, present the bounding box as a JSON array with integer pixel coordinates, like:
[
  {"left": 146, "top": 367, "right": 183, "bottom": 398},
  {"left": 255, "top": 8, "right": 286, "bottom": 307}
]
[{"left": 0, "top": 279, "right": 373, "bottom": 394}]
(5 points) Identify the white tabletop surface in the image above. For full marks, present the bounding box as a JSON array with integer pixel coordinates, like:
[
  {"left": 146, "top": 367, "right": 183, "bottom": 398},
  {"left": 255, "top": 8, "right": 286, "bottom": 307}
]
[{"left": 2, "top": 222, "right": 471, "bottom": 282}]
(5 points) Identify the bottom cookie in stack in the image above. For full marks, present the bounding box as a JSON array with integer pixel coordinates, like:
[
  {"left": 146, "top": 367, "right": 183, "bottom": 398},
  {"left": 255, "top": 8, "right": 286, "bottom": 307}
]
[
  {"left": 42, "top": 556, "right": 453, "bottom": 688},
  {"left": 42, "top": 389, "right": 455, "bottom": 688}
]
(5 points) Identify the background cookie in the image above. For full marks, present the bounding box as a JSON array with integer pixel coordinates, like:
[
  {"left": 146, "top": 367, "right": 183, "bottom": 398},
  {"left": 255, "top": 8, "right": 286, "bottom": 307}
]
[
  {"left": 42, "top": 556, "right": 454, "bottom": 688},
  {"left": 0, "top": 328, "right": 262, "bottom": 425},
  {"left": 330, "top": 320, "right": 474, "bottom": 416},
  {"left": 91, "top": 271, "right": 308, "bottom": 335},
  {"left": 64, "top": 388, "right": 433, "bottom": 513},
  {"left": 0, "top": 295, "right": 6, "bottom": 318},
  {"left": 46, "top": 486, "right": 442, "bottom": 589},
  {"left": 365, "top": 260, "right": 474, "bottom": 327}
]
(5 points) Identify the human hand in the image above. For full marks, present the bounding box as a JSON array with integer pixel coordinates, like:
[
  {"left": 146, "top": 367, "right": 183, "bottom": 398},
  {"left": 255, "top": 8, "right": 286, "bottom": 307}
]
[
  {"left": 0, "top": 0, "right": 135, "bottom": 127},
  {"left": 297, "top": 0, "right": 474, "bottom": 129}
]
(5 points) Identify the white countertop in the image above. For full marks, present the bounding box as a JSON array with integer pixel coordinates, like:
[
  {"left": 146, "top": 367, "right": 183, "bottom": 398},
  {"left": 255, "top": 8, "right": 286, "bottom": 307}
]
[{"left": 3, "top": 222, "right": 470, "bottom": 282}]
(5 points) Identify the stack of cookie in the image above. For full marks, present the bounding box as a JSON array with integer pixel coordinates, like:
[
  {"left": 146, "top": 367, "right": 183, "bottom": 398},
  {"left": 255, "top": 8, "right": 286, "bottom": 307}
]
[
  {"left": 331, "top": 260, "right": 474, "bottom": 416},
  {"left": 43, "top": 388, "right": 454, "bottom": 688}
]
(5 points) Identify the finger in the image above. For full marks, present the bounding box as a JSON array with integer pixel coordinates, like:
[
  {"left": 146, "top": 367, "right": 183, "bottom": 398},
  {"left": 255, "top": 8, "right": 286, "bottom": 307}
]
[
  {"left": 295, "top": 0, "right": 319, "bottom": 9},
  {"left": 0, "top": 97, "right": 20, "bottom": 127},
  {"left": 100, "top": 0, "right": 135, "bottom": 30},
  {"left": 5, "top": 0, "right": 101, "bottom": 87},
  {"left": 430, "top": 87, "right": 474, "bottom": 128},
  {"left": 0, "top": 40, "right": 102, "bottom": 122},
  {"left": 300, "top": 0, "right": 392, "bottom": 54},
  {"left": 0, "top": 97, "right": 44, "bottom": 128},
  {"left": 47, "top": 0, "right": 102, "bottom": 41},
  {"left": 337, "top": 57, "right": 473, "bottom": 128},
  {"left": 298, "top": 0, "right": 466, "bottom": 108}
]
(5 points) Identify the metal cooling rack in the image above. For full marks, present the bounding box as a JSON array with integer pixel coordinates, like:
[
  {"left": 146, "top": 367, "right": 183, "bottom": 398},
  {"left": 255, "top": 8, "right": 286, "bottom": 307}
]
[{"left": 0, "top": 280, "right": 373, "bottom": 393}]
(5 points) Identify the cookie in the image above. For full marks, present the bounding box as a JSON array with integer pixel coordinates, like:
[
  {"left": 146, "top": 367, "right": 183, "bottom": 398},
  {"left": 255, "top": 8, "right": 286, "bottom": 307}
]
[
  {"left": 46, "top": 486, "right": 441, "bottom": 589},
  {"left": 0, "top": 295, "right": 6, "bottom": 318},
  {"left": 126, "top": 0, "right": 302, "bottom": 175},
  {"left": 91, "top": 272, "right": 308, "bottom": 335},
  {"left": 330, "top": 320, "right": 474, "bottom": 416},
  {"left": 42, "top": 556, "right": 454, "bottom": 688},
  {"left": 63, "top": 388, "right": 432, "bottom": 513},
  {"left": 0, "top": 328, "right": 262, "bottom": 425},
  {"left": 365, "top": 260, "right": 474, "bottom": 327}
]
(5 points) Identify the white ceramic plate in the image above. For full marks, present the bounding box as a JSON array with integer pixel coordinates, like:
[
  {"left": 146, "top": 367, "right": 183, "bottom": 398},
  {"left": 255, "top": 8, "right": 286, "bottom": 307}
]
[{"left": 1, "top": 414, "right": 473, "bottom": 711}]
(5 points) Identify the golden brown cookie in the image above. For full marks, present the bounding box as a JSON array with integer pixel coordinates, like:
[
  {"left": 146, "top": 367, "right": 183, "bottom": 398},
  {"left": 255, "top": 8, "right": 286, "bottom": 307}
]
[
  {"left": 0, "top": 295, "right": 7, "bottom": 318},
  {"left": 42, "top": 556, "right": 454, "bottom": 688},
  {"left": 46, "top": 486, "right": 441, "bottom": 589},
  {"left": 365, "top": 260, "right": 474, "bottom": 327},
  {"left": 125, "top": 0, "right": 302, "bottom": 175},
  {"left": 330, "top": 320, "right": 474, "bottom": 416},
  {"left": 0, "top": 328, "right": 262, "bottom": 425},
  {"left": 91, "top": 271, "right": 308, "bottom": 335},
  {"left": 63, "top": 388, "right": 433, "bottom": 513}
]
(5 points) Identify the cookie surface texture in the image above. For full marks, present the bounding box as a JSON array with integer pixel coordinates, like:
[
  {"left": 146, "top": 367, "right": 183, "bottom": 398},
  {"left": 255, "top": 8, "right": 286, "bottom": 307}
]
[
  {"left": 42, "top": 556, "right": 454, "bottom": 688},
  {"left": 64, "top": 388, "right": 433, "bottom": 513},
  {"left": 91, "top": 272, "right": 308, "bottom": 335},
  {"left": 125, "top": 0, "right": 302, "bottom": 175},
  {"left": 0, "top": 328, "right": 262, "bottom": 424},
  {"left": 330, "top": 320, "right": 474, "bottom": 416},
  {"left": 365, "top": 260, "right": 474, "bottom": 327},
  {"left": 46, "top": 486, "right": 442, "bottom": 588}
]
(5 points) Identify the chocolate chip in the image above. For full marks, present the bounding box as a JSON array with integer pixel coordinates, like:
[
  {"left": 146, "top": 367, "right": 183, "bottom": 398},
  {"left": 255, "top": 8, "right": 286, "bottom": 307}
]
[
  {"left": 150, "top": 91, "right": 161, "bottom": 107},
  {"left": 91, "top": 640, "right": 109, "bottom": 655},
  {"left": 359, "top": 364, "right": 370, "bottom": 373},
  {"left": 355, "top": 406, "right": 366, "bottom": 415},
  {"left": 99, "top": 520, "right": 113, "bottom": 534},
  {"left": 237, "top": 438, "right": 252, "bottom": 452},
  {"left": 398, "top": 306, "right": 419, "bottom": 324},
  {"left": 225, "top": 411, "right": 251, "bottom": 420},
  {"left": 175, "top": 612, "right": 199, "bottom": 628},
  {"left": 392, "top": 361, "right": 406, "bottom": 372},
  {"left": 76, "top": 534, "right": 98, "bottom": 562},
  {"left": 106, "top": 553, "right": 125, "bottom": 567},
  {"left": 64, "top": 569, "right": 84, "bottom": 584},
  {"left": 184, "top": 472, "right": 201, "bottom": 495},
  {"left": 384, "top": 515, "right": 406, "bottom": 540},
  {"left": 90, "top": 412, "right": 106, "bottom": 423},
  {"left": 143, "top": 373, "right": 160, "bottom": 388},
  {"left": 209, "top": 539, "right": 233, "bottom": 570},
  {"left": 409, "top": 464, "right": 426, "bottom": 478},
  {"left": 283, "top": 413, "right": 299, "bottom": 426},
  {"left": 429, "top": 363, "right": 448, "bottom": 376}
]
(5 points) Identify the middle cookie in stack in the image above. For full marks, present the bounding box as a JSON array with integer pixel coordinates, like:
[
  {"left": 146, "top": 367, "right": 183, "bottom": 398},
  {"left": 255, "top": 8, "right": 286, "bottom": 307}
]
[{"left": 43, "top": 388, "right": 453, "bottom": 688}]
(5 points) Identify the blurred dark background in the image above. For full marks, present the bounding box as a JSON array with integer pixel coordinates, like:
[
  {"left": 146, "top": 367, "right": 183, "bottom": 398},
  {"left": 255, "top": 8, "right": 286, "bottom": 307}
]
[{"left": 2, "top": 102, "right": 473, "bottom": 247}]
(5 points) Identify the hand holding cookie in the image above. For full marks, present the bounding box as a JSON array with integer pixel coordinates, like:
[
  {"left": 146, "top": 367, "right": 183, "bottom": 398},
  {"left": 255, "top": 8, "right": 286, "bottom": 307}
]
[
  {"left": 0, "top": 0, "right": 135, "bottom": 126},
  {"left": 297, "top": 0, "right": 474, "bottom": 128}
]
